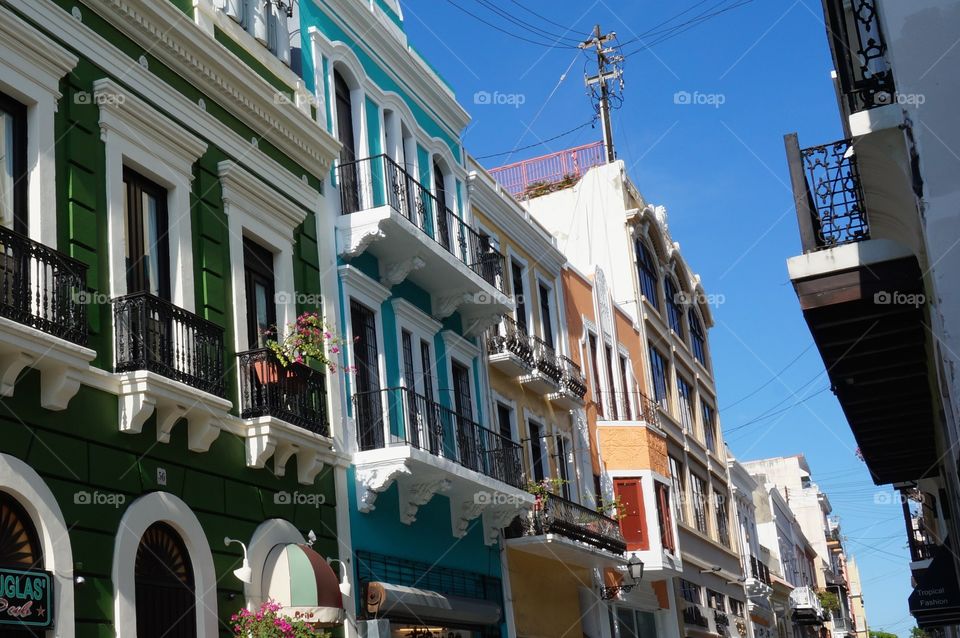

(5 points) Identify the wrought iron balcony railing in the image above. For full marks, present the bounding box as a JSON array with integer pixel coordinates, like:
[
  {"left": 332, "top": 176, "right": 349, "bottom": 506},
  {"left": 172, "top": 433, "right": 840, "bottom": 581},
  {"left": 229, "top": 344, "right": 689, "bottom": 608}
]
[
  {"left": 337, "top": 154, "right": 505, "bottom": 290},
  {"left": 714, "top": 609, "right": 730, "bottom": 628},
  {"left": 823, "top": 0, "right": 895, "bottom": 112},
  {"left": 557, "top": 355, "right": 587, "bottom": 399},
  {"left": 113, "top": 292, "right": 225, "bottom": 397},
  {"left": 595, "top": 389, "right": 660, "bottom": 426},
  {"left": 486, "top": 315, "right": 534, "bottom": 365},
  {"left": 786, "top": 135, "right": 869, "bottom": 253},
  {"left": 506, "top": 492, "right": 627, "bottom": 555},
  {"left": 0, "top": 225, "right": 88, "bottom": 344},
  {"left": 683, "top": 605, "right": 710, "bottom": 628},
  {"left": 354, "top": 387, "right": 525, "bottom": 488},
  {"left": 750, "top": 554, "right": 772, "bottom": 586},
  {"left": 237, "top": 348, "right": 329, "bottom": 436},
  {"left": 529, "top": 334, "right": 562, "bottom": 384}
]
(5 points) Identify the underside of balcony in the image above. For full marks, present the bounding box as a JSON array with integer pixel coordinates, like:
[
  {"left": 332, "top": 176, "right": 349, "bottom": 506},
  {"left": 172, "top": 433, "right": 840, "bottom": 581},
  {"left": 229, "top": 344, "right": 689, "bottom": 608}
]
[{"left": 789, "top": 246, "right": 935, "bottom": 484}]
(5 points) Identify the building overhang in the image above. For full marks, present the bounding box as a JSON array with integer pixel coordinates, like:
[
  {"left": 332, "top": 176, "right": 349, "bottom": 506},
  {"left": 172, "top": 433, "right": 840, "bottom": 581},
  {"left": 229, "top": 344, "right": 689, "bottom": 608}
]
[{"left": 505, "top": 533, "right": 626, "bottom": 569}]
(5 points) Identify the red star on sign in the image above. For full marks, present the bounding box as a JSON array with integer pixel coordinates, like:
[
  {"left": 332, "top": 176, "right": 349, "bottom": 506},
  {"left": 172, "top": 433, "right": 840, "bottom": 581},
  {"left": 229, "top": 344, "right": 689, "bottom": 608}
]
[{"left": 35, "top": 606, "right": 45, "bottom": 618}]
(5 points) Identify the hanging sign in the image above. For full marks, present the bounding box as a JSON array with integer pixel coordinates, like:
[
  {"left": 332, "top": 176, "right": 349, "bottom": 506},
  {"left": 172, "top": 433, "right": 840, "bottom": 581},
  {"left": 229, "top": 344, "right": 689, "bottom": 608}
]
[{"left": 0, "top": 568, "right": 54, "bottom": 630}]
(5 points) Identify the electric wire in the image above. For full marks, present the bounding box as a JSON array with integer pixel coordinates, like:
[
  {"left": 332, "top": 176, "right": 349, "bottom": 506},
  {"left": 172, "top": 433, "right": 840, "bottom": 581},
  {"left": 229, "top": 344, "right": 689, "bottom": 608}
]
[
  {"left": 720, "top": 342, "right": 815, "bottom": 411},
  {"left": 474, "top": 117, "right": 598, "bottom": 160},
  {"left": 443, "top": 0, "right": 581, "bottom": 49}
]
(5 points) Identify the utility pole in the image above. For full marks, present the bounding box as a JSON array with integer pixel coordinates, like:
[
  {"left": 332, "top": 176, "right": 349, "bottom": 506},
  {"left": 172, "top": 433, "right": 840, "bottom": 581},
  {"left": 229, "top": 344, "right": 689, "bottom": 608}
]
[{"left": 580, "top": 24, "right": 622, "bottom": 164}]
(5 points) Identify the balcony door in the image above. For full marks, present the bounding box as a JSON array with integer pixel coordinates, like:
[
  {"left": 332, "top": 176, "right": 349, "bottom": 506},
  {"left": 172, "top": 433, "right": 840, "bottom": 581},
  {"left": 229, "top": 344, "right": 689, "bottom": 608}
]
[
  {"left": 452, "top": 361, "right": 478, "bottom": 469},
  {"left": 242, "top": 238, "right": 276, "bottom": 349},
  {"left": 433, "top": 161, "right": 450, "bottom": 250},
  {"left": 614, "top": 478, "right": 649, "bottom": 551},
  {"left": 124, "top": 168, "right": 170, "bottom": 300},
  {"left": 335, "top": 71, "right": 359, "bottom": 213},
  {"left": 0, "top": 92, "right": 27, "bottom": 235},
  {"left": 400, "top": 330, "right": 439, "bottom": 453},
  {"left": 352, "top": 300, "right": 382, "bottom": 450}
]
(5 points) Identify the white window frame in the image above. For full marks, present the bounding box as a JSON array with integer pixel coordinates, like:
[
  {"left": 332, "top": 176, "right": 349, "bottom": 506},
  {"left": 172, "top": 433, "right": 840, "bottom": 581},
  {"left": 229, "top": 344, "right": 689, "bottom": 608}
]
[
  {"left": 96, "top": 78, "right": 206, "bottom": 312},
  {"left": 491, "top": 391, "right": 519, "bottom": 442},
  {"left": 535, "top": 274, "right": 558, "bottom": 349},
  {"left": 441, "top": 329, "right": 480, "bottom": 417},
  {"left": 0, "top": 453, "right": 76, "bottom": 638},
  {"left": 506, "top": 250, "right": 533, "bottom": 330},
  {"left": 392, "top": 297, "right": 441, "bottom": 400},
  {"left": 221, "top": 160, "right": 306, "bottom": 356},
  {"left": 113, "top": 491, "right": 218, "bottom": 637},
  {"left": 523, "top": 408, "right": 551, "bottom": 483},
  {"left": 0, "top": 9, "right": 77, "bottom": 245}
]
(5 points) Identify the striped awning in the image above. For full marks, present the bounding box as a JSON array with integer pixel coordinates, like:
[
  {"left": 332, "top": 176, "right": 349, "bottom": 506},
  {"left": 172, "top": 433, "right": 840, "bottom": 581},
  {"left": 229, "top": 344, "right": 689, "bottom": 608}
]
[{"left": 263, "top": 544, "right": 344, "bottom": 626}]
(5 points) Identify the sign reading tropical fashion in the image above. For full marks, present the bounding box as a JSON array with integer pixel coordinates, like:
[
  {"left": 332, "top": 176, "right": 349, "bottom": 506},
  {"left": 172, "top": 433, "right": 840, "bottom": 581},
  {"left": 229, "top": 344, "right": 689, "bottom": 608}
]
[{"left": 0, "top": 568, "right": 53, "bottom": 630}]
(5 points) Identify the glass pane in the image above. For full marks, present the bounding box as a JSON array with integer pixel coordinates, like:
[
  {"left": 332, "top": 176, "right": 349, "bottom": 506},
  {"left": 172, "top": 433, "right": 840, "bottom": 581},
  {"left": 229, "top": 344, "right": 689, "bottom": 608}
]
[
  {"left": 0, "top": 112, "right": 12, "bottom": 223},
  {"left": 617, "top": 608, "right": 638, "bottom": 638},
  {"left": 141, "top": 191, "right": 162, "bottom": 296},
  {"left": 254, "top": 282, "right": 268, "bottom": 345},
  {"left": 637, "top": 611, "right": 657, "bottom": 637}
]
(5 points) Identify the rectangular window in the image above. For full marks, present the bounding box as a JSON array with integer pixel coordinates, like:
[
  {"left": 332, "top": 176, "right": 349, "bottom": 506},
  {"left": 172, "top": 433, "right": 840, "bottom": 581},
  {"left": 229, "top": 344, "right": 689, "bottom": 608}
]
[
  {"left": 401, "top": 330, "right": 415, "bottom": 390},
  {"left": 243, "top": 238, "right": 276, "bottom": 348},
  {"left": 680, "top": 579, "right": 701, "bottom": 605},
  {"left": 702, "top": 401, "right": 717, "bottom": 453},
  {"left": 655, "top": 481, "right": 675, "bottom": 551},
  {"left": 691, "top": 474, "right": 708, "bottom": 533},
  {"left": 605, "top": 344, "right": 618, "bottom": 420},
  {"left": 352, "top": 300, "right": 382, "bottom": 451},
  {"left": 0, "top": 92, "right": 27, "bottom": 234},
  {"left": 528, "top": 420, "right": 546, "bottom": 483},
  {"left": 707, "top": 589, "right": 726, "bottom": 611},
  {"left": 690, "top": 309, "right": 707, "bottom": 367},
  {"left": 614, "top": 478, "right": 648, "bottom": 551},
  {"left": 619, "top": 354, "right": 633, "bottom": 420},
  {"left": 124, "top": 168, "right": 170, "bottom": 300},
  {"left": 635, "top": 239, "right": 659, "bottom": 310},
  {"left": 589, "top": 332, "right": 604, "bottom": 417},
  {"left": 677, "top": 375, "right": 695, "bottom": 433},
  {"left": 649, "top": 344, "right": 669, "bottom": 408},
  {"left": 538, "top": 281, "right": 554, "bottom": 348},
  {"left": 511, "top": 260, "right": 527, "bottom": 334},
  {"left": 556, "top": 435, "right": 570, "bottom": 499},
  {"left": 730, "top": 599, "right": 744, "bottom": 617},
  {"left": 496, "top": 403, "right": 513, "bottom": 441},
  {"left": 665, "top": 278, "right": 685, "bottom": 338},
  {"left": 668, "top": 455, "right": 686, "bottom": 524},
  {"left": 714, "top": 489, "right": 730, "bottom": 546}
]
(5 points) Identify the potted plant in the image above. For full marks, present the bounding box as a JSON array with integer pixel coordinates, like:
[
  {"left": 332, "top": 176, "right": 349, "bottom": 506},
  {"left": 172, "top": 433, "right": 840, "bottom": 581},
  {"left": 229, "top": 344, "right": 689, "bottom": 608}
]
[
  {"left": 256, "top": 312, "right": 351, "bottom": 385},
  {"left": 231, "top": 600, "right": 331, "bottom": 638}
]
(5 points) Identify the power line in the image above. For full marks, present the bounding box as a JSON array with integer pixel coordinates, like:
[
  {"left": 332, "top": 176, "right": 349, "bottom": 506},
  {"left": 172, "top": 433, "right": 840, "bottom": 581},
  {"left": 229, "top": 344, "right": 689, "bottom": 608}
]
[
  {"left": 508, "top": 0, "right": 589, "bottom": 35},
  {"left": 474, "top": 118, "right": 597, "bottom": 160},
  {"left": 443, "top": 0, "right": 580, "bottom": 49},
  {"left": 474, "top": 0, "right": 585, "bottom": 44},
  {"left": 618, "top": 0, "right": 715, "bottom": 46},
  {"left": 724, "top": 386, "right": 830, "bottom": 435},
  {"left": 622, "top": 0, "right": 755, "bottom": 57},
  {"left": 721, "top": 342, "right": 815, "bottom": 411}
]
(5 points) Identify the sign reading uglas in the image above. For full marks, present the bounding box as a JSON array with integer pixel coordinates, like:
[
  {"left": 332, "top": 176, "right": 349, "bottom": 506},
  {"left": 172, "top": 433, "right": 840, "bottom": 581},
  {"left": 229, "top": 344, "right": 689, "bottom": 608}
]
[{"left": 0, "top": 568, "right": 54, "bottom": 630}]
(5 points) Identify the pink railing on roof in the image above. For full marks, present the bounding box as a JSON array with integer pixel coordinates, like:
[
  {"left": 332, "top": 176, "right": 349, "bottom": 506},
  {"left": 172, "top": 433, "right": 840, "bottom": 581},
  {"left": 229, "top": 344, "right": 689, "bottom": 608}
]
[{"left": 488, "top": 141, "right": 606, "bottom": 199}]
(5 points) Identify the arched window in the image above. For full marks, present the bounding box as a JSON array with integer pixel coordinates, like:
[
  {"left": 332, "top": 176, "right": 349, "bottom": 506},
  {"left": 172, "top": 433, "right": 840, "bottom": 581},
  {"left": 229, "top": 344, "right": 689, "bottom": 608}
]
[
  {"left": 0, "top": 492, "right": 42, "bottom": 569},
  {"left": 664, "top": 278, "right": 684, "bottom": 338},
  {"left": 635, "top": 239, "right": 660, "bottom": 310},
  {"left": 135, "top": 522, "right": 196, "bottom": 638},
  {"left": 689, "top": 308, "right": 707, "bottom": 367},
  {"left": 334, "top": 70, "right": 360, "bottom": 214}
]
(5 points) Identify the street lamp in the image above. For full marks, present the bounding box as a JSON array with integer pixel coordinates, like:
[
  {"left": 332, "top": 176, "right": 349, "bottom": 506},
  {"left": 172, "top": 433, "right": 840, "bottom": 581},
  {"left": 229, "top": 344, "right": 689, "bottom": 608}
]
[{"left": 600, "top": 555, "right": 645, "bottom": 599}]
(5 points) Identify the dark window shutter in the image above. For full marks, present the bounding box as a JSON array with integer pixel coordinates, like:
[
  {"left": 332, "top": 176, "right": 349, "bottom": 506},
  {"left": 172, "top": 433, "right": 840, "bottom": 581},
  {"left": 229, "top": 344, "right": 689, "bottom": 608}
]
[{"left": 614, "top": 478, "right": 648, "bottom": 551}]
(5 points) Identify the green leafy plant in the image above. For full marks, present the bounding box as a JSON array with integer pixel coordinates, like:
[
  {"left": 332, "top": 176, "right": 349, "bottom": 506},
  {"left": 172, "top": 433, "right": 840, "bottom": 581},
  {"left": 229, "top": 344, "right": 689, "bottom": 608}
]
[
  {"left": 264, "top": 312, "right": 352, "bottom": 371},
  {"left": 597, "top": 495, "right": 625, "bottom": 521},
  {"left": 526, "top": 477, "right": 567, "bottom": 504},
  {"left": 230, "top": 601, "right": 331, "bottom": 638},
  {"left": 522, "top": 173, "right": 579, "bottom": 199},
  {"left": 871, "top": 631, "right": 900, "bottom": 638},
  {"left": 817, "top": 590, "right": 841, "bottom": 614}
]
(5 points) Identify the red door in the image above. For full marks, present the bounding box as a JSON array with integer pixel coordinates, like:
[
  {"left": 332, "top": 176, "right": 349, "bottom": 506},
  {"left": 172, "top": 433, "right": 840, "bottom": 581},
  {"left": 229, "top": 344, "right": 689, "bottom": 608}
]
[{"left": 614, "top": 478, "right": 649, "bottom": 551}]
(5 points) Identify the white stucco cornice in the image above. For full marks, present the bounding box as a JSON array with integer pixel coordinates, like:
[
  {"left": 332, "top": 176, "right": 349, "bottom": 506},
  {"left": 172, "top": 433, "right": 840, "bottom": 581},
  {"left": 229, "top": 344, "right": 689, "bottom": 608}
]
[
  {"left": 83, "top": 0, "right": 341, "bottom": 177},
  {"left": 0, "top": 5, "right": 77, "bottom": 99},
  {"left": 312, "top": 0, "right": 470, "bottom": 136},
  {"left": 218, "top": 160, "right": 309, "bottom": 238}
]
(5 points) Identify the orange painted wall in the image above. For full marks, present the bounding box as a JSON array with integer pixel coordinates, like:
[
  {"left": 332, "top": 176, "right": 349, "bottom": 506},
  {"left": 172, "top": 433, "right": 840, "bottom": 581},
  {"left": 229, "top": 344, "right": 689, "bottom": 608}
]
[
  {"left": 597, "top": 425, "right": 668, "bottom": 476},
  {"left": 562, "top": 267, "right": 601, "bottom": 475}
]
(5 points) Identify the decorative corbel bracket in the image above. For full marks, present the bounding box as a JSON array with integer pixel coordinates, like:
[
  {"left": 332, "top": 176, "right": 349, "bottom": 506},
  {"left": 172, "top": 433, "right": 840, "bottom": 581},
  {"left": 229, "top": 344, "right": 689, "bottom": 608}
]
[
  {"left": 398, "top": 477, "right": 451, "bottom": 524},
  {"left": 356, "top": 462, "right": 412, "bottom": 513}
]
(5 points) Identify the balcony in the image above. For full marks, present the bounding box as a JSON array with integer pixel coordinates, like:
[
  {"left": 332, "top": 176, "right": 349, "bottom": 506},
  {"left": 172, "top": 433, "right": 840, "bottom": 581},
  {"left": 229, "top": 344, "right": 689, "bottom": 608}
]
[
  {"left": 519, "top": 335, "right": 562, "bottom": 394},
  {"left": 352, "top": 387, "right": 533, "bottom": 542},
  {"left": 747, "top": 555, "right": 774, "bottom": 599},
  {"left": 0, "top": 226, "right": 95, "bottom": 410},
  {"left": 504, "top": 493, "right": 627, "bottom": 568},
  {"left": 486, "top": 315, "right": 533, "bottom": 377},
  {"left": 548, "top": 355, "right": 587, "bottom": 410},
  {"left": 822, "top": 0, "right": 895, "bottom": 114},
  {"left": 113, "top": 292, "right": 230, "bottom": 452},
  {"left": 596, "top": 390, "right": 660, "bottom": 427},
  {"left": 683, "top": 604, "right": 710, "bottom": 629},
  {"left": 790, "top": 586, "right": 826, "bottom": 625},
  {"left": 785, "top": 134, "right": 934, "bottom": 483},
  {"left": 336, "top": 155, "right": 511, "bottom": 332}
]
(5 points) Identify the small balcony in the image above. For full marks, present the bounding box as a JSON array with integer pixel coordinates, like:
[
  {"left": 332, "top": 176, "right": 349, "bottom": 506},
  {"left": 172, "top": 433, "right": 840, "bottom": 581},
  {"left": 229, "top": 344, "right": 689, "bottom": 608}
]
[
  {"left": 789, "top": 586, "right": 826, "bottom": 625},
  {"left": 352, "top": 387, "right": 533, "bottom": 541},
  {"left": 683, "top": 605, "right": 710, "bottom": 629},
  {"left": 549, "top": 355, "right": 587, "bottom": 410},
  {"left": 486, "top": 315, "right": 533, "bottom": 377},
  {"left": 237, "top": 348, "right": 329, "bottom": 436},
  {"left": 0, "top": 226, "right": 95, "bottom": 410},
  {"left": 785, "top": 133, "right": 934, "bottom": 483},
  {"left": 114, "top": 292, "right": 226, "bottom": 397},
  {"left": 822, "top": 0, "right": 895, "bottom": 114},
  {"left": 336, "top": 154, "right": 511, "bottom": 331},
  {"left": 519, "top": 335, "right": 562, "bottom": 395},
  {"left": 596, "top": 390, "right": 660, "bottom": 427},
  {"left": 488, "top": 140, "right": 605, "bottom": 200},
  {"left": 746, "top": 555, "right": 774, "bottom": 599},
  {"left": 112, "top": 292, "right": 230, "bottom": 452},
  {"left": 505, "top": 493, "right": 627, "bottom": 567}
]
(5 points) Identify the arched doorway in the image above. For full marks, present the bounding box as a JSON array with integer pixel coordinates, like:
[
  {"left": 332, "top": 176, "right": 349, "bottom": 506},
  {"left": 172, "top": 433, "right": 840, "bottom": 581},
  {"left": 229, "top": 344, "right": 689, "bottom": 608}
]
[
  {"left": 135, "top": 522, "right": 197, "bottom": 638},
  {"left": 0, "top": 491, "right": 43, "bottom": 569}
]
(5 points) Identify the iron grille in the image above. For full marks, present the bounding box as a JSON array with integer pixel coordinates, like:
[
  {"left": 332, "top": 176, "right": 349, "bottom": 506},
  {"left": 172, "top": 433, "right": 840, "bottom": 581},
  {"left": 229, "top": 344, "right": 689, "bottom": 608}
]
[{"left": 237, "top": 348, "right": 329, "bottom": 435}]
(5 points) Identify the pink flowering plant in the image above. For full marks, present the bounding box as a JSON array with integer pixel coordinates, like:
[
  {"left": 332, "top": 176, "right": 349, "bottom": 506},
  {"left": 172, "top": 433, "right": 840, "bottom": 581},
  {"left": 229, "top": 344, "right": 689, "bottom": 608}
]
[
  {"left": 263, "top": 312, "right": 352, "bottom": 373},
  {"left": 230, "top": 600, "right": 331, "bottom": 638}
]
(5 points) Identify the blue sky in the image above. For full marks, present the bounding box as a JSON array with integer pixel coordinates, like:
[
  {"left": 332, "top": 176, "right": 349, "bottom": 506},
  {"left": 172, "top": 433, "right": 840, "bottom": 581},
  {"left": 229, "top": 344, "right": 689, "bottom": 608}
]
[{"left": 400, "top": 0, "right": 915, "bottom": 634}]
